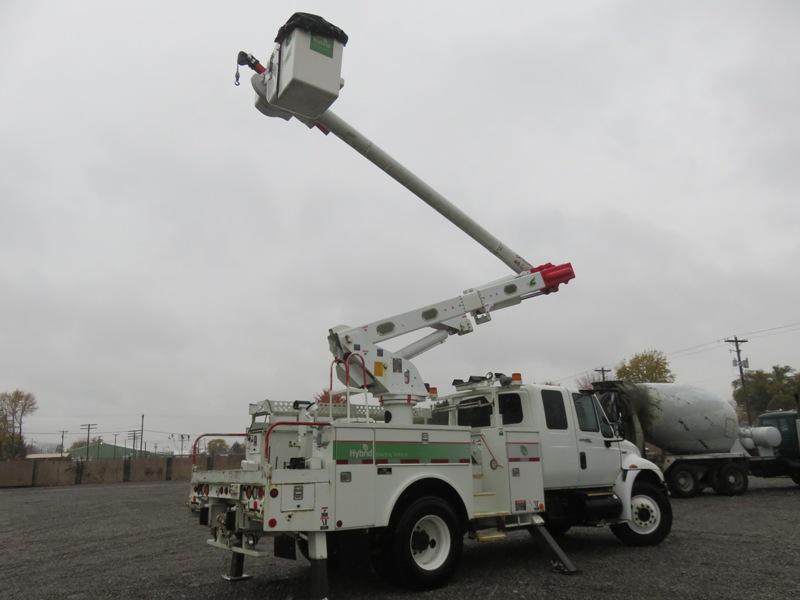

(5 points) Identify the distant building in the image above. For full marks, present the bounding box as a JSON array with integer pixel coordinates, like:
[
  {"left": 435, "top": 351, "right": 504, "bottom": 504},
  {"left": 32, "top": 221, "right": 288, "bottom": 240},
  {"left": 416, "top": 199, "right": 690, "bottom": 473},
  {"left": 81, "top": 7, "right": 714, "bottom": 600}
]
[
  {"left": 69, "top": 442, "right": 151, "bottom": 460},
  {"left": 25, "top": 452, "right": 70, "bottom": 460}
]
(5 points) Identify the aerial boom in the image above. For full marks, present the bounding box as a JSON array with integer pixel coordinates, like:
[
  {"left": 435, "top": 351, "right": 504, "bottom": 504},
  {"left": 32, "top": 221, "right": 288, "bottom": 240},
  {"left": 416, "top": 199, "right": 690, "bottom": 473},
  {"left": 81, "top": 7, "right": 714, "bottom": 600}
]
[{"left": 238, "top": 13, "right": 575, "bottom": 422}]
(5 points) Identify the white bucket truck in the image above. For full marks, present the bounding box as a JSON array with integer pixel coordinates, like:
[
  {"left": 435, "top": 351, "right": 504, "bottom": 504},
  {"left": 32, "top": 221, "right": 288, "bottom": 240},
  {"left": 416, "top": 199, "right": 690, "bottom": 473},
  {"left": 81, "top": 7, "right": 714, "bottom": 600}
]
[{"left": 191, "top": 13, "right": 672, "bottom": 598}]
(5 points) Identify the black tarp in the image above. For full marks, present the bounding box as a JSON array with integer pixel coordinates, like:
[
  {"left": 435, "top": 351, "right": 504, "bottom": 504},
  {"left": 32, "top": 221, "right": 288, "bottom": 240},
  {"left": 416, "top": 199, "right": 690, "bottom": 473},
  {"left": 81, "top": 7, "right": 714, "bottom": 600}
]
[{"left": 275, "top": 12, "right": 348, "bottom": 46}]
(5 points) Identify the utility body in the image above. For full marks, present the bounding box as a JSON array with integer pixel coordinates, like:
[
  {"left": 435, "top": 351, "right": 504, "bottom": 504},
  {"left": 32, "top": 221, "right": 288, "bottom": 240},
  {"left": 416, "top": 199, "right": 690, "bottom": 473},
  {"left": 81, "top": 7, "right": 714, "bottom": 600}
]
[{"left": 189, "top": 12, "right": 673, "bottom": 596}]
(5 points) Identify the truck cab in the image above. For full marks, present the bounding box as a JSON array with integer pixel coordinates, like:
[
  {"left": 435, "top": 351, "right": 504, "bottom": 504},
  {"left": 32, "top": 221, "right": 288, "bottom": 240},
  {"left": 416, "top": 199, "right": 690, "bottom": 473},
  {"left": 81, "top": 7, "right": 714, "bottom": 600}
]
[{"left": 434, "top": 375, "right": 671, "bottom": 541}]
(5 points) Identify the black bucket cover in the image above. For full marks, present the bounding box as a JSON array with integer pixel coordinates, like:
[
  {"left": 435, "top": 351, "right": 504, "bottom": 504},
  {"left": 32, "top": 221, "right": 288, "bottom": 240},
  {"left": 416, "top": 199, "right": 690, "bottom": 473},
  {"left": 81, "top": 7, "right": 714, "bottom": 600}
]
[{"left": 275, "top": 12, "right": 349, "bottom": 46}]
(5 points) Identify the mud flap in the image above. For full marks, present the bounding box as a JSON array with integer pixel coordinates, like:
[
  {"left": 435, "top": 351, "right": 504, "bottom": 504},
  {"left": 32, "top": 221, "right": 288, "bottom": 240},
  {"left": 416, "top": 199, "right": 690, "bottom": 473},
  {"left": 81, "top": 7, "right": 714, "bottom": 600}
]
[{"left": 274, "top": 534, "right": 297, "bottom": 560}]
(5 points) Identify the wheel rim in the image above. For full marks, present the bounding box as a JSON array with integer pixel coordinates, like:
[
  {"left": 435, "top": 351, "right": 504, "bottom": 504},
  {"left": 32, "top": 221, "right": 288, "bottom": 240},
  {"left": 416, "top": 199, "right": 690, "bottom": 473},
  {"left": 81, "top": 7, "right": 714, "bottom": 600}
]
[
  {"left": 725, "top": 470, "right": 743, "bottom": 488},
  {"left": 409, "top": 514, "right": 451, "bottom": 571},
  {"left": 675, "top": 471, "right": 694, "bottom": 493},
  {"left": 629, "top": 494, "right": 661, "bottom": 535}
]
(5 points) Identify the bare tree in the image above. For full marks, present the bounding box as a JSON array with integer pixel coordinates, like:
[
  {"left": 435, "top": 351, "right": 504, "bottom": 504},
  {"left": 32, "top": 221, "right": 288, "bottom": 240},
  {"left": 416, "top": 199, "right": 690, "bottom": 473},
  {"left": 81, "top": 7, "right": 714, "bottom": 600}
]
[
  {"left": 0, "top": 390, "right": 38, "bottom": 458},
  {"left": 576, "top": 372, "right": 601, "bottom": 391}
]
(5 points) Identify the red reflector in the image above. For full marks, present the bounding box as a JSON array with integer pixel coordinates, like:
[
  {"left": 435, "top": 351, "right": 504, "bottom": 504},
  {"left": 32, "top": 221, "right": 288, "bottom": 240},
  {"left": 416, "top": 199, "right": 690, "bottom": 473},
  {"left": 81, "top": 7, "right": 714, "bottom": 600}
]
[
  {"left": 268, "top": 518, "right": 277, "bottom": 528},
  {"left": 336, "top": 520, "right": 343, "bottom": 529},
  {"left": 269, "top": 487, "right": 278, "bottom": 498},
  {"left": 245, "top": 486, "right": 252, "bottom": 499}
]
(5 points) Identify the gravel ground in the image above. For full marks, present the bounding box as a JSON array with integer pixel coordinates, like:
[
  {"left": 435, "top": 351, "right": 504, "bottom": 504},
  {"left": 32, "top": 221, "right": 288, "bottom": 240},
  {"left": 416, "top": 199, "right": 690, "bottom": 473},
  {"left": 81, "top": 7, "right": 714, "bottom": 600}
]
[{"left": 1, "top": 478, "right": 798, "bottom": 600}]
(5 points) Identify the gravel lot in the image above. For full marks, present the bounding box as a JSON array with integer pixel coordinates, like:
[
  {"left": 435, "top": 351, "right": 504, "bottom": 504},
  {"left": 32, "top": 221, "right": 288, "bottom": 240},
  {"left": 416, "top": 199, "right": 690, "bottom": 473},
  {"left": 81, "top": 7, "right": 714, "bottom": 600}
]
[{"left": 1, "top": 478, "right": 798, "bottom": 600}]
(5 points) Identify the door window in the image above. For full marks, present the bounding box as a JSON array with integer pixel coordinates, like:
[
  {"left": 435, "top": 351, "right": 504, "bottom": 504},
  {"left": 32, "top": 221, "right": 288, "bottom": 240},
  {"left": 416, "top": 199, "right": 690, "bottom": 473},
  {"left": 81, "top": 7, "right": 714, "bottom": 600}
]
[
  {"left": 541, "top": 390, "right": 568, "bottom": 430},
  {"left": 572, "top": 393, "right": 599, "bottom": 432},
  {"left": 499, "top": 393, "right": 523, "bottom": 425}
]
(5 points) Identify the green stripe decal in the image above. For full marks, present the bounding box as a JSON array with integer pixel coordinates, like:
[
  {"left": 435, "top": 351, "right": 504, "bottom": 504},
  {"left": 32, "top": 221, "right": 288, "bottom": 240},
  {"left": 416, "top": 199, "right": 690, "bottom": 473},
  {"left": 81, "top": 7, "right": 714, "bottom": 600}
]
[{"left": 334, "top": 441, "right": 470, "bottom": 462}]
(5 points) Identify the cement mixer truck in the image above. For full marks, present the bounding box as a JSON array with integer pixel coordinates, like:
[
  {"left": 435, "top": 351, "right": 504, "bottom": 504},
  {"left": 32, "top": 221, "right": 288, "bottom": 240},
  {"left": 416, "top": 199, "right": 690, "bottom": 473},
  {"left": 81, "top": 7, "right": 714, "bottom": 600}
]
[{"left": 591, "top": 381, "right": 800, "bottom": 497}]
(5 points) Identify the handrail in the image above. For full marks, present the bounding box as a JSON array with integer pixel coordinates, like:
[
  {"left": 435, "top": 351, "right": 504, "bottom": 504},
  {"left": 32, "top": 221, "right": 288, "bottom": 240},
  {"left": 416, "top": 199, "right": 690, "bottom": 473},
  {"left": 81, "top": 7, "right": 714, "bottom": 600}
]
[
  {"left": 191, "top": 432, "right": 248, "bottom": 465},
  {"left": 328, "top": 353, "right": 369, "bottom": 420},
  {"left": 344, "top": 352, "right": 368, "bottom": 420},
  {"left": 263, "top": 421, "right": 331, "bottom": 460}
]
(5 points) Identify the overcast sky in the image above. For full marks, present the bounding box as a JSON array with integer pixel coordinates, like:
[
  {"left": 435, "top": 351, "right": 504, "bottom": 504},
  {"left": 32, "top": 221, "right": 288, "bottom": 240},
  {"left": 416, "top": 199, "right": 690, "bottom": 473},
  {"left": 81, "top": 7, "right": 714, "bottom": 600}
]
[{"left": 2, "top": 1, "right": 798, "bottom": 452}]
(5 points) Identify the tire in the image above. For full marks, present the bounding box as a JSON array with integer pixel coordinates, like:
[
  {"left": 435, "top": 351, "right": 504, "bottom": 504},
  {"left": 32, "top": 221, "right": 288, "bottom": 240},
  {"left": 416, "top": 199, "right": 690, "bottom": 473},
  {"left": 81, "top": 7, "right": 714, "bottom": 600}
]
[
  {"left": 610, "top": 481, "right": 672, "bottom": 546},
  {"left": 387, "top": 496, "right": 463, "bottom": 590},
  {"left": 791, "top": 471, "right": 800, "bottom": 487},
  {"left": 714, "top": 463, "right": 749, "bottom": 496},
  {"left": 667, "top": 465, "right": 699, "bottom": 498}
]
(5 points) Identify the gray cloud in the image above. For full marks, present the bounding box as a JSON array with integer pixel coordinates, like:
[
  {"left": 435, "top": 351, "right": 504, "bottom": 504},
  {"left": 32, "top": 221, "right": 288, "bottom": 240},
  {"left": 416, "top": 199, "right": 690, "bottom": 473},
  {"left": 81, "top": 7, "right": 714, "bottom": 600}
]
[{"left": 1, "top": 1, "right": 798, "bottom": 450}]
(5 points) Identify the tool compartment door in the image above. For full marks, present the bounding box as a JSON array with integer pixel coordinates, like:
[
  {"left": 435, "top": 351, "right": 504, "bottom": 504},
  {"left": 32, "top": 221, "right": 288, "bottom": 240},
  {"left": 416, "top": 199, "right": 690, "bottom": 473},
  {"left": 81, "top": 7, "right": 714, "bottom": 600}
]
[
  {"left": 505, "top": 430, "right": 544, "bottom": 513},
  {"left": 332, "top": 425, "right": 376, "bottom": 527}
]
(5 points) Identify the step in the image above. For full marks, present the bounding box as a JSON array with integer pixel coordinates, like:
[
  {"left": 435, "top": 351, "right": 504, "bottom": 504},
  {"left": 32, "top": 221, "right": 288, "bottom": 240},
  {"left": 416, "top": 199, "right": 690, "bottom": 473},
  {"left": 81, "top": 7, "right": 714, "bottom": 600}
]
[
  {"left": 473, "top": 510, "right": 511, "bottom": 519},
  {"left": 473, "top": 491, "right": 495, "bottom": 497},
  {"left": 476, "top": 530, "right": 507, "bottom": 543}
]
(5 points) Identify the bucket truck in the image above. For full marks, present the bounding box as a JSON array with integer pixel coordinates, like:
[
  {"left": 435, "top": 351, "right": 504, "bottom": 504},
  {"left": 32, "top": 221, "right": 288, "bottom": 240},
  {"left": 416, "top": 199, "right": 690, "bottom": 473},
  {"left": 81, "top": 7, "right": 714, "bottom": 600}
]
[{"left": 189, "top": 13, "right": 672, "bottom": 597}]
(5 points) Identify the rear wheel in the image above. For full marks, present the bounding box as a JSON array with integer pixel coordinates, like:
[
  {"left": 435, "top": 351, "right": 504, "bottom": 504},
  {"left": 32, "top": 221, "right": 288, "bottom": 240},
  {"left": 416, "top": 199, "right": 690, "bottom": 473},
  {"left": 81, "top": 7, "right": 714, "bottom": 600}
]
[
  {"left": 611, "top": 481, "right": 672, "bottom": 546},
  {"left": 790, "top": 471, "right": 800, "bottom": 486},
  {"left": 388, "top": 496, "right": 463, "bottom": 590},
  {"left": 713, "top": 463, "right": 748, "bottom": 496},
  {"left": 667, "top": 465, "right": 699, "bottom": 498}
]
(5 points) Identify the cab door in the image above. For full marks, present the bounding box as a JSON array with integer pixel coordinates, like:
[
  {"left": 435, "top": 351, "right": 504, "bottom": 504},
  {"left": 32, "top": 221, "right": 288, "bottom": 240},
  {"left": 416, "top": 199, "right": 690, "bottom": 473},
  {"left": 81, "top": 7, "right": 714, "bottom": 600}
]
[
  {"left": 537, "top": 389, "right": 580, "bottom": 488},
  {"left": 572, "top": 393, "right": 621, "bottom": 487}
]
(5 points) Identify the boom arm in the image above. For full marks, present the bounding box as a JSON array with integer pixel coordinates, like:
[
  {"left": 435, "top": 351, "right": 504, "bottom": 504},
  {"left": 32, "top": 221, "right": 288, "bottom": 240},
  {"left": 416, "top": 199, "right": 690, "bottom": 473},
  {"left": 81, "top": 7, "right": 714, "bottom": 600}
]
[
  {"left": 238, "top": 15, "right": 575, "bottom": 422},
  {"left": 328, "top": 262, "right": 574, "bottom": 404}
]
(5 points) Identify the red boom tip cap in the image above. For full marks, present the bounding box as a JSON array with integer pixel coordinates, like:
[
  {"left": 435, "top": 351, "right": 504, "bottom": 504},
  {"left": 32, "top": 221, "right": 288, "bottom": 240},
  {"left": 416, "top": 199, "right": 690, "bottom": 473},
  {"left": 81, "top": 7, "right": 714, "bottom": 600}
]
[{"left": 531, "top": 262, "right": 576, "bottom": 291}]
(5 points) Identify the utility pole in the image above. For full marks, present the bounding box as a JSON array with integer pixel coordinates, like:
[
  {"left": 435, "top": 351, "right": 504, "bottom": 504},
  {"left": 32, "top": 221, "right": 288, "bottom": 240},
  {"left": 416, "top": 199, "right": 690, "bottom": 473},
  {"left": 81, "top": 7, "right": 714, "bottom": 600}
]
[
  {"left": 154, "top": 443, "right": 158, "bottom": 455},
  {"left": 725, "top": 336, "right": 751, "bottom": 425},
  {"left": 180, "top": 434, "right": 190, "bottom": 456},
  {"left": 594, "top": 367, "right": 611, "bottom": 382},
  {"left": 113, "top": 433, "right": 118, "bottom": 459},
  {"left": 59, "top": 430, "right": 67, "bottom": 456},
  {"left": 140, "top": 414, "right": 144, "bottom": 456},
  {"left": 128, "top": 430, "right": 138, "bottom": 459},
  {"left": 80, "top": 424, "right": 97, "bottom": 462}
]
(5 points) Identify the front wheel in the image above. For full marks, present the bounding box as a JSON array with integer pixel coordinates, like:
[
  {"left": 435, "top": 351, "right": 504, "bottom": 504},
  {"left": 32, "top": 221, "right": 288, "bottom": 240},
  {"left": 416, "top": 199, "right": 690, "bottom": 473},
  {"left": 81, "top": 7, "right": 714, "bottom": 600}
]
[
  {"left": 611, "top": 480, "right": 672, "bottom": 546},
  {"left": 791, "top": 471, "right": 800, "bottom": 486},
  {"left": 389, "top": 496, "right": 463, "bottom": 590}
]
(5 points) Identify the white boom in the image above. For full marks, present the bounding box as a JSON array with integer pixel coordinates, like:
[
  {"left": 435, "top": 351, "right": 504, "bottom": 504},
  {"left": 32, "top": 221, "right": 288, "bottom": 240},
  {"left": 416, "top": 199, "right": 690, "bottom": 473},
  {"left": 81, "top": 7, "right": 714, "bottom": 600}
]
[{"left": 238, "top": 25, "right": 574, "bottom": 422}]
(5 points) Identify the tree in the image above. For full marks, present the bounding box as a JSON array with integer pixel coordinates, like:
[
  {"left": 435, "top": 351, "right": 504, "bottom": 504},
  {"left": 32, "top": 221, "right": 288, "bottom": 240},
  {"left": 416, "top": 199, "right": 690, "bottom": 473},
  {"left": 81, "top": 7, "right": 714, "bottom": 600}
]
[
  {"left": 732, "top": 365, "right": 800, "bottom": 420},
  {"left": 230, "top": 441, "right": 245, "bottom": 455},
  {"left": 0, "top": 390, "right": 38, "bottom": 459},
  {"left": 206, "top": 439, "right": 229, "bottom": 456},
  {"left": 576, "top": 372, "right": 602, "bottom": 390},
  {"left": 616, "top": 350, "right": 675, "bottom": 383}
]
